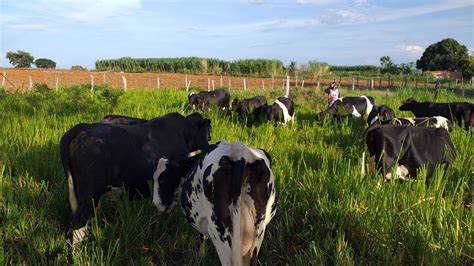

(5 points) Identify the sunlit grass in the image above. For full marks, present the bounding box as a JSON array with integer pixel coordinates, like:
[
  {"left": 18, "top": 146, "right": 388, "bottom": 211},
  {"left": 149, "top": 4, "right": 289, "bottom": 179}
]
[{"left": 1, "top": 85, "right": 472, "bottom": 264}]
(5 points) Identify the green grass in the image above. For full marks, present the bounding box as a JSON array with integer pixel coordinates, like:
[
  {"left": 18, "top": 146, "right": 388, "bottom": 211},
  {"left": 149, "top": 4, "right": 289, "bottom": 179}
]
[{"left": 1, "top": 85, "right": 473, "bottom": 265}]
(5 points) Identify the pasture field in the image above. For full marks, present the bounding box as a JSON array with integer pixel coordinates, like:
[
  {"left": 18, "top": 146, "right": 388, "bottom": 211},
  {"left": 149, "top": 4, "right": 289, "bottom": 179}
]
[{"left": 1, "top": 85, "right": 473, "bottom": 265}]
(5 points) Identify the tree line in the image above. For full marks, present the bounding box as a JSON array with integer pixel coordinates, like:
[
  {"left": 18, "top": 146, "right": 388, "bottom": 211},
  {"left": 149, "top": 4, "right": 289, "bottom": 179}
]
[{"left": 5, "top": 38, "right": 473, "bottom": 79}]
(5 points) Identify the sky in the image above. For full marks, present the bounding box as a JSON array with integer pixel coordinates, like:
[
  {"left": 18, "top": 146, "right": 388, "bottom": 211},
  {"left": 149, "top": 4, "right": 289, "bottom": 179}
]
[{"left": 0, "top": 0, "right": 473, "bottom": 69}]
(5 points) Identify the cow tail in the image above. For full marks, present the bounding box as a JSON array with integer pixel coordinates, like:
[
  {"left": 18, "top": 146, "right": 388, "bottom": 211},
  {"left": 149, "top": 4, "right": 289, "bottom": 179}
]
[
  {"left": 59, "top": 123, "right": 91, "bottom": 214},
  {"left": 231, "top": 159, "right": 246, "bottom": 266}
]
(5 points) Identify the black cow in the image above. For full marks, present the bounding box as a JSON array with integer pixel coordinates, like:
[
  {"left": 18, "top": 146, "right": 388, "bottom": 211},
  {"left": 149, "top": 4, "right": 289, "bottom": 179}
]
[
  {"left": 60, "top": 112, "right": 211, "bottom": 249},
  {"left": 231, "top": 96, "right": 268, "bottom": 118},
  {"left": 377, "top": 116, "right": 453, "bottom": 131},
  {"left": 100, "top": 114, "right": 148, "bottom": 125},
  {"left": 265, "top": 96, "right": 295, "bottom": 124},
  {"left": 188, "top": 89, "right": 230, "bottom": 111},
  {"left": 399, "top": 98, "right": 474, "bottom": 130},
  {"left": 363, "top": 125, "right": 456, "bottom": 181},
  {"left": 367, "top": 105, "right": 396, "bottom": 126},
  {"left": 318, "top": 95, "right": 375, "bottom": 120},
  {"left": 152, "top": 141, "right": 276, "bottom": 265}
]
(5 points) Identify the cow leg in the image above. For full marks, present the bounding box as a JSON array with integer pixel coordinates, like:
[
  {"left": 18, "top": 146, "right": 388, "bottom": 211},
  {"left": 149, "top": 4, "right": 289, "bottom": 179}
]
[{"left": 71, "top": 199, "right": 99, "bottom": 250}]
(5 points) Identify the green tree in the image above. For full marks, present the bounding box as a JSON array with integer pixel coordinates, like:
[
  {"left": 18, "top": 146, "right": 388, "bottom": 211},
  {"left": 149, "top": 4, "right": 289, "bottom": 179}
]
[
  {"left": 460, "top": 58, "right": 474, "bottom": 79},
  {"left": 6, "top": 50, "right": 34, "bottom": 68},
  {"left": 306, "top": 60, "right": 330, "bottom": 78},
  {"left": 380, "top": 56, "right": 399, "bottom": 74},
  {"left": 416, "top": 38, "right": 468, "bottom": 71},
  {"left": 35, "top": 58, "right": 56, "bottom": 69}
]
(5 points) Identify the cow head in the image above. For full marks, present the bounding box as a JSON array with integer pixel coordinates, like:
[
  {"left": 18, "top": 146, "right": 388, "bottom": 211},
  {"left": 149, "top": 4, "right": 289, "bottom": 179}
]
[
  {"left": 152, "top": 157, "right": 198, "bottom": 214},
  {"left": 399, "top": 98, "right": 418, "bottom": 111},
  {"left": 186, "top": 113, "right": 211, "bottom": 151},
  {"left": 231, "top": 98, "right": 240, "bottom": 111},
  {"left": 368, "top": 105, "right": 396, "bottom": 125},
  {"left": 188, "top": 92, "right": 199, "bottom": 109}
]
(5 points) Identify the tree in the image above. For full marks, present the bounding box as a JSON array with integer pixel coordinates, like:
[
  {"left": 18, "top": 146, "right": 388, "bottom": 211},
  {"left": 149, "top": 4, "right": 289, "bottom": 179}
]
[
  {"left": 380, "top": 56, "right": 399, "bottom": 74},
  {"left": 305, "top": 60, "right": 330, "bottom": 78},
  {"left": 71, "top": 65, "right": 87, "bottom": 71},
  {"left": 6, "top": 50, "right": 34, "bottom": 68},
  {"left": 460, "top": 58, "right": 474, "bottom": 79},
  {"left": 35, "top": 58, "right": 56, "bottom": 69},
  {"left": 416, "top": 38, "right": 468, "bottom": 71}
]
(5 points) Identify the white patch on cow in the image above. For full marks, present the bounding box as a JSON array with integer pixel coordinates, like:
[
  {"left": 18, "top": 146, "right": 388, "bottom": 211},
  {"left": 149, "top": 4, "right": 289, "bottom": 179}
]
[
  {"left": 274, "top": 99, "right": 292, "bottom": 123},
  {"left": 434, "top": 116, "right": 450, "bottom": 131},
  {"left": 351, "top": 106, "right": 362, "bottom": 118},
  {"left": 406, "top": 118, "right": 416, "bottom": 125},
  {"left": 152, "top": 158, "right": 169, "bottom": 214},
  {"left": 72, "top": 225, "right": 88, "bottom": 250},
  {"left": 189, "top": 92, "right": 195, "bottom": 96},
  {"left": 369, "top": 116, "right": 379, "bottom": 126},
  {"left": 68, "top": 174, "right": 78, "bottom": 214},
  {"left": 188, "top": 151, "right": 196, "bottom": 157},
  {"left": 361, "top": 95, "right": 374, "bottom": 115},
  {"left": 385, "top": 165, "right": 409, "bottom": 181}
]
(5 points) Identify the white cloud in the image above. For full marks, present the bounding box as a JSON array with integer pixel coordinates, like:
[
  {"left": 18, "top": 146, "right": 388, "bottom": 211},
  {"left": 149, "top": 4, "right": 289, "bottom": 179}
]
[
  {"left": 397, "top": 45, "right": 424, "bottom": 55},
  {"left": 248, "top": 0, "right": 266, "bottom": 4},
  {"left": 296, "top": 0, "right": 338, "bottom": 5},
  {"left": 320, "top": 9, "right": 367, "bottom": 25}
]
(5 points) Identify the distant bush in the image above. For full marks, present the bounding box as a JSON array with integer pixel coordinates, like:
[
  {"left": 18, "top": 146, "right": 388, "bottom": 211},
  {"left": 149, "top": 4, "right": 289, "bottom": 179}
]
[
  {"left": 35, "top": 58, "right": 56, "bottom": 69},
  {"left": 71, "top": 65, "right": 87, "bottom": 71},
  {"left": 33, "top": 83, "right": 50, "bottom": 92}
]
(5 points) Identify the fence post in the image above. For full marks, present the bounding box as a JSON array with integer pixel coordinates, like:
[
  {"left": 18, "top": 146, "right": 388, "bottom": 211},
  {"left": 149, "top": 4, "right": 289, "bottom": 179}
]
[
  {"left": 103, "top": 72, "right": 106, "bottom": 85},
  {"left": 157, "top": 76, "right": 160, "bottom": 89},
  {"left": 295, "top": 75, "right": 298, "bottom": 88},
  {"left": 352, "top": 77, "right": 355, "bottom": 91},
  {"left": 28, "top": 76, "right": 33, "bottom": 92},
  {"left": 262, "top": 80, "right": 265, "bottom": 90},
  {"left": 243, "top": 78, "right": 247, "bottom": 91},
  {"left": 2, "top": 71, "right": 6, "bottom": 87},
  {"left": 228, "top": 79, "right": 231, "bottom": 89},
  {"left": 90, "top": 75, "right": 94, "bottom": 91},
  {"left": 317, "top": 75, "right": 321, "bottom": 88},
  {"left": 301, "top": 80, "right": 304, "bottom": 89},
  {"left": 185, "top": 75, "right": 188, "bottom": 89},
  {"left": 356, "top": 75, "right": 359, "bottom": 89},
  {"left": 285, "top": 75, "right": 290, "bottom": 96},
  {"left": 220, "top": 75, "right": 223, "bottom": 87},
  {"left": 271, "top": 74, "right": 274, "bottom": 90},
  {"left": 212, "top": 80, "right": 215, "bottom": 90},
  {"left": 371, "top": 79, "right": 374, "bottom": 90},
  {"left": 414, "top": 76, "right": 418, "bottom": 89},
  {"left": 208, "top": 78, "right": 211, "bottom": 91},
  {"left": 55, "top": 75, "right": 59, "bottom": 92},
  {"left": 122, "top": 75, "right": 127, "bottom": 91}
]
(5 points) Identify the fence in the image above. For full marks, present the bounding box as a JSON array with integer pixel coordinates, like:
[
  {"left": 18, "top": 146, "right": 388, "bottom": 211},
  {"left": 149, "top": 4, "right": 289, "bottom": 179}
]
[{"left": 1, "top": 68, "right": 473, "bottom": 95}]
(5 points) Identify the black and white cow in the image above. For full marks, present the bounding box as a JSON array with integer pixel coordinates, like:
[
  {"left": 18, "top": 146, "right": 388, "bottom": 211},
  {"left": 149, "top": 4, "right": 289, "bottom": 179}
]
[
  {"left": 188, "top": 89, "right": 231, "bottom": 111},
  {"left": 265, "top": 96, "right": 295, "bottom": 124},
  {"left": 100, "top": 114, "right": 148, "bottom": 125},
  {"left": 231, "top": 96, "right": 268, "bottom": 118},
  {"left": 399, "top": 98, "right": 474, "bottom": 130},
  {"left": 60, "top": 112, "right": 211, "bottom": 249},
  {"left": 152, "top": 141, "right": 277, "bottom": 265},
  {"left": 319, "top": 95, "right": 375, "bottom": 119},
  {"left": 362, "top": 125, "right": 456, "bottom": 181},
  {"left": 367, "top": 105, "right": 396, "bottom": 126},
  {"left": 377, "top": 116, "right": 453, "bottom": 131}
]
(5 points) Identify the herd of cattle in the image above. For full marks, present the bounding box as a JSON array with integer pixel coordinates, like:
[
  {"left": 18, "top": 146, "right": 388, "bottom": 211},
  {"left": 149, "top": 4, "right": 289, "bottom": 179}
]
[{"left": 59, "top": 87, "right": 473, "bottom": 265}]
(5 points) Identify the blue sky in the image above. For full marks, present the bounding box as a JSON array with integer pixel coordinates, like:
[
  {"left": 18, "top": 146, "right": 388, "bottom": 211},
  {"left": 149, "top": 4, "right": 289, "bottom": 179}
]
[{"left": 0, "top": 0, "right": 473, "bottom": 69}]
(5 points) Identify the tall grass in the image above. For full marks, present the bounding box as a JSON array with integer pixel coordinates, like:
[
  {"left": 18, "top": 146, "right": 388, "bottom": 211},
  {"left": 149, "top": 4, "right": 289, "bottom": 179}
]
[{"left": 1, "top": 85, "right": 472, "bottom": 264}]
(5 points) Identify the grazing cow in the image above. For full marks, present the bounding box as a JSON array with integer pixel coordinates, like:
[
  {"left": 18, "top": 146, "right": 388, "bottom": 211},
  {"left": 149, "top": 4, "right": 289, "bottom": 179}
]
[
  {"left": 319, "top": 95, "right": 374, "bottom": 119},
  {"left": 60, "top": 112, "right": 211, "bottom": 249},
  {"left": 152, "top": 141, "right": 277, "bottom": 265},
  {"left": 399, "top": 98, "right": 474, "bottom": 130},
  {"left": 377, "top": 116, "right": 453, "bottom": 131},
  {"left": 188, "top": 89, "right": 231, "bottom": 111},
  {"left": 231, "top": 96, "right": 268, "bottom": 118},
  {"left": 362, "top": 125, "right": 456, "bottom": 181},
  {"left": 265, "top": 96, "right": 295, "bottom": 123},
  {"left": 100, "top": 114, "right": 148, "bottom": 125},
  {"left": 367, "top": 105, "right": 396, "bottom": 126}
]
